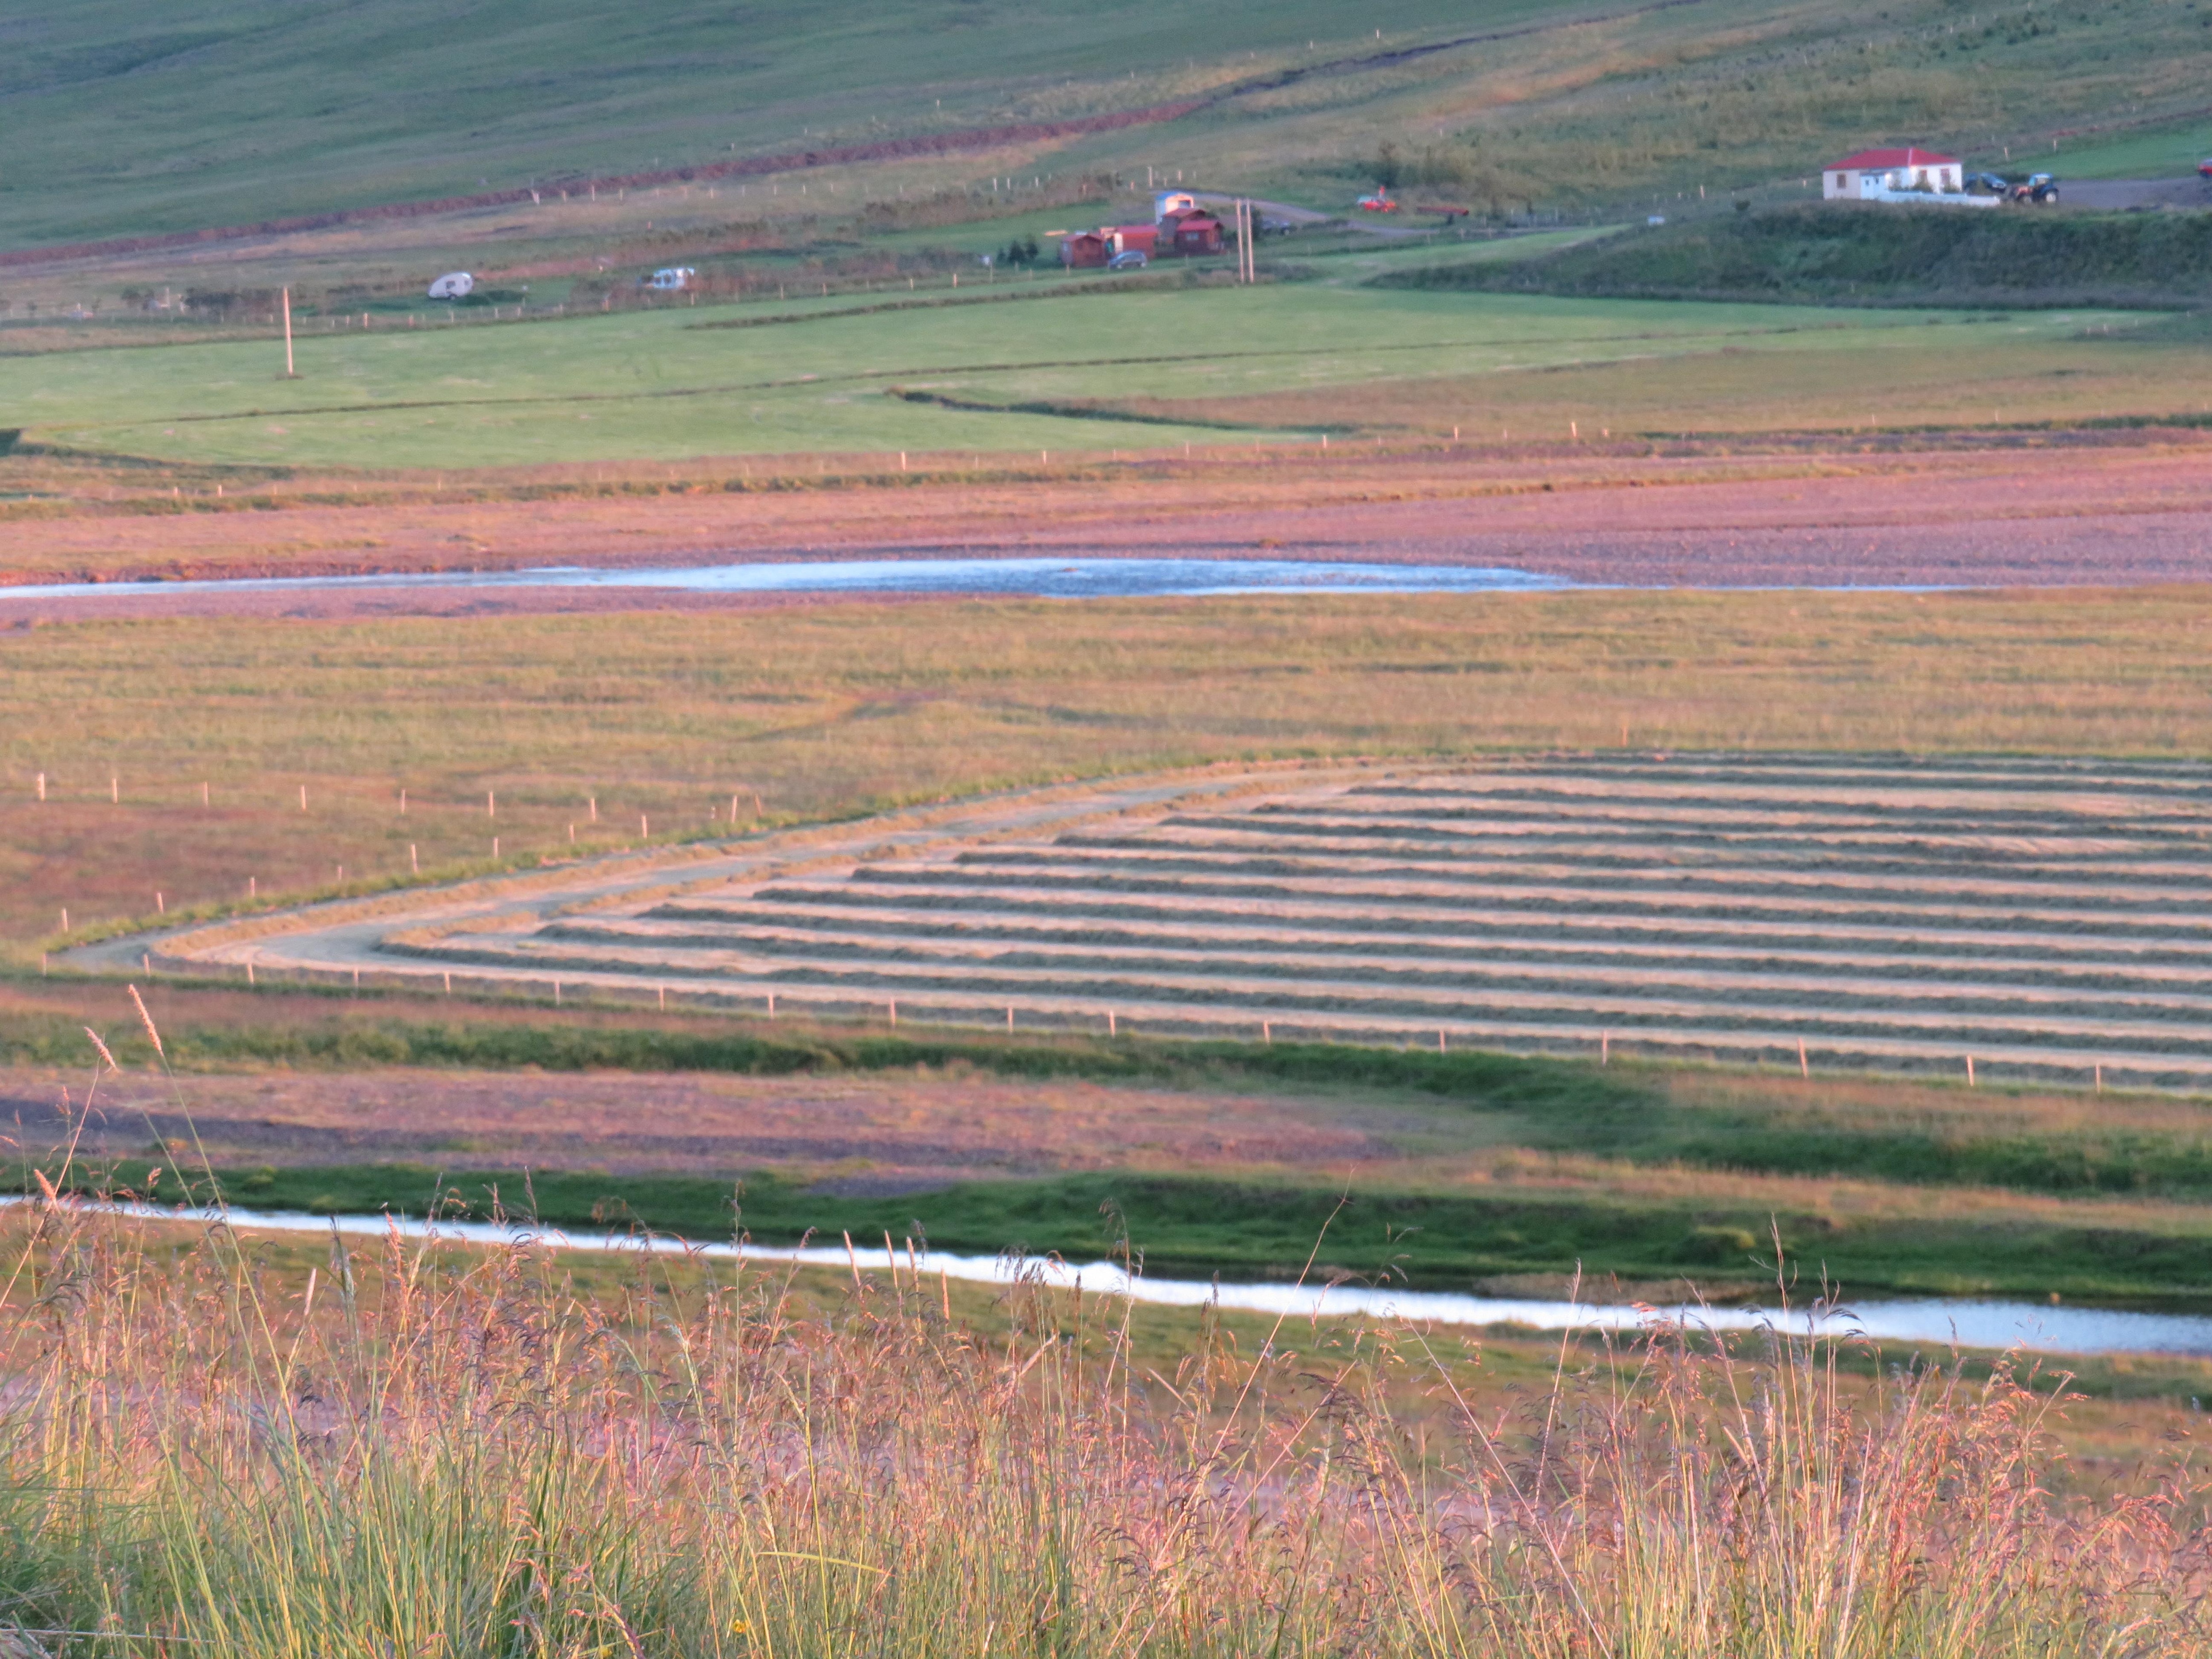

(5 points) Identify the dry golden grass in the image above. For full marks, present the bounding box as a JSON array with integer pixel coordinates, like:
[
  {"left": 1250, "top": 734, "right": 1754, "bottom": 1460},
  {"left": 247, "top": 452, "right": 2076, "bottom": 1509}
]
[
  {"left": 8, "top": 583, "right": 2212, "bottom": 953},
  {"left": 2, "top": 1152, "right": 2204, "bottom": 1657}
]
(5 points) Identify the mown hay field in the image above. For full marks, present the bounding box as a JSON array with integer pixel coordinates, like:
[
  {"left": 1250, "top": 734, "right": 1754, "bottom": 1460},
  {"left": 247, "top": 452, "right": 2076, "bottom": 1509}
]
[
  {"left": 376, "top": 756, "right": 2212, "bottom": 1087},
  {"left": 11, "top": 585, "right": 2212, "bottom": 956}
]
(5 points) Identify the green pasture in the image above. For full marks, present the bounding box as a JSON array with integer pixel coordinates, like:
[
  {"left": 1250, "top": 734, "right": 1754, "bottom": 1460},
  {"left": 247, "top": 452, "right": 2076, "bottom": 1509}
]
[
  {"left": 2052, "top": 119, "right": 2212, "bottom": 181},
  {"left": 8, "top": 281, "right": 2133, "bottom": 466}
]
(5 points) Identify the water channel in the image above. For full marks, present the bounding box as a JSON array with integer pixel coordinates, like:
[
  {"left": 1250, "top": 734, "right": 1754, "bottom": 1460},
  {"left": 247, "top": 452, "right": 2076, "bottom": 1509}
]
[
  {"left": 40, "top": 1198, "right": 2212, "bottom": 1360},
  {"left": 0, "top": 556, "right": 1573, "bottom": 603}
]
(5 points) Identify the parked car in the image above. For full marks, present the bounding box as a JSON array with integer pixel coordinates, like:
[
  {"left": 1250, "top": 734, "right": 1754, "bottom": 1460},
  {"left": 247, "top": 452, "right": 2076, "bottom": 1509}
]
[
  {"left": 643, "top": 267, "right": 696, "bottom": 292},
  {"left": 2200, "top": 157, "right": 2212, "bottom": 180},
  {"left": 1964, "top": 172, "right": 2010, "bottom": 195},
  {"left": 1106, "top": 250, "right": 1148, "bottom": 270}
]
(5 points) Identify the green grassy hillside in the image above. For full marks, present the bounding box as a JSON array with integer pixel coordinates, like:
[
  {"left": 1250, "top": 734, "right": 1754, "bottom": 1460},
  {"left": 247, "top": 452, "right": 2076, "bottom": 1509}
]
[
  {"left": 4, "top": 0, "right": 2210, "bottom": 251},
  {"left": 1379, "top": 204, "right": 2212, "bottom": 308},
  {"left": 0, "top": 0, "right": 1555, "bottom": 247}
]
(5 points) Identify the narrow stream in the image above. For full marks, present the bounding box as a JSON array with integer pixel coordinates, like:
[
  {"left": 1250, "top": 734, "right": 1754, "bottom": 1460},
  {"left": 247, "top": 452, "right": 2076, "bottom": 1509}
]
[
  {"left": 0, "top": 556, "right": 1571, "bottom": 602},
  {"left": 40, "top": 1198, "right": 2212, "bottom": 1360}
]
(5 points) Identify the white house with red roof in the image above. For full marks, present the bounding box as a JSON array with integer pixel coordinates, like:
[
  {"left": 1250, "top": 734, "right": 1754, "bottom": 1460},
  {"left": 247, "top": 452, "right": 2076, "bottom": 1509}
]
[{"left": 1824, "top": 147, "right": 1963, "bottom": 200}]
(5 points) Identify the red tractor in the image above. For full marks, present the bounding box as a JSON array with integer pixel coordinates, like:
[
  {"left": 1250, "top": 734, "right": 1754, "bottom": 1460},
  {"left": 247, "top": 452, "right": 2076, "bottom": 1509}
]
[{"left": 1357, "top": 188, "right": 1399, "bottom": 212}]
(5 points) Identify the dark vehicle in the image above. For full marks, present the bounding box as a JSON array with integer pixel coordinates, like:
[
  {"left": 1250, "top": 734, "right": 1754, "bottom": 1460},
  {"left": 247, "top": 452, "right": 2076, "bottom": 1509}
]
[
  {"left": 1964, "top": 172, "right": 2010, "bottom": 195},
  {"left": 1106, "top": 250, "right": 1148, "bottom": 270},
  {"left": 2006, "top": 173, "right": 2059, "bottom": 204}
]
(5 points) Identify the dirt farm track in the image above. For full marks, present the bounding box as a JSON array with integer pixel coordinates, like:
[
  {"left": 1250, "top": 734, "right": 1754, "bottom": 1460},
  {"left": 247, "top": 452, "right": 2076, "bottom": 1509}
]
[{"left": 79, "top": 754, "right": 2212, "bottom": 1091}]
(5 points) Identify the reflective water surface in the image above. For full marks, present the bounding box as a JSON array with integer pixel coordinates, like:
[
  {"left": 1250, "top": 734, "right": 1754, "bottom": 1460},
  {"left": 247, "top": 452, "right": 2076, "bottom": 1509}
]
[
  {"left": 44, "top": 1198, "right": 2212, "bottom": 1359},
  {"left": 0, "top": 556, "right": 1571, "bottom": 602}
]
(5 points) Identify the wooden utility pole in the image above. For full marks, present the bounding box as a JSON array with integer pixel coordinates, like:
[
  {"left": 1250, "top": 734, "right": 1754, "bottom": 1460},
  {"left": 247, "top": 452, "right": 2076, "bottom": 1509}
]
[{"left": 280, "top": 287, "right": 296, "bottom": 377}]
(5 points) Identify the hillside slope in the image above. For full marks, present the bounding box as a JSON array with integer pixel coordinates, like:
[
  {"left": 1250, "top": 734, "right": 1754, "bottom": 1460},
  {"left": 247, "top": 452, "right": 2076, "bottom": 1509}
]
[
  {"left": 0, "top": 0, "right": 1563, "bottom": 246},
  {"left": 1379, "top": 204, "right": 2212, "bottom": 308},
  {"left": 3, "top": 0, "right": 2211, "bottom": 252}
]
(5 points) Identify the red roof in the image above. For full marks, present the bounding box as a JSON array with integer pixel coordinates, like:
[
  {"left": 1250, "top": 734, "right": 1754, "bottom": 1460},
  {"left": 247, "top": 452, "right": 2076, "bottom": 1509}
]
[{"left": 1828, "top": 147, "right": 1959, "bottom": 170}]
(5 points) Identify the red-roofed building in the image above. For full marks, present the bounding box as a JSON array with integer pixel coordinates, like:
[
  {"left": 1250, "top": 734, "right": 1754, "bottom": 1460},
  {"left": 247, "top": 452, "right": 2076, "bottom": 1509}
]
[
  {"left": 1163, "top": 209, "right": 1224, "bottom": 255},
  {"left": 1824, "top": 147, "right": 1963, "bottom": 199},
  {"left": 1059, "top": 230, "right": 1110, "bottom": 269}
]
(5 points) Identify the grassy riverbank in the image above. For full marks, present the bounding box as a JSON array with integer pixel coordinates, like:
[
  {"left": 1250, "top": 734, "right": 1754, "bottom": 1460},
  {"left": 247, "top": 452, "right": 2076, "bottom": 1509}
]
[
  {"left": 27, "top": 985, "right": 2212, "bottom": 1311},
  {"left": 65, "top": 1156, "right": 2212, "bottom": 1310},
  {"left": 0, "top": 1191, "right": 2200, "bottom": 1657}
]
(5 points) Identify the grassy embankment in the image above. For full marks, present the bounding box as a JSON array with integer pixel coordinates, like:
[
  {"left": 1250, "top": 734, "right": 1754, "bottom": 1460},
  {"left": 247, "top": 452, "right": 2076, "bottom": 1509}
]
[
  {"left": 0, "top": 1187, "right": 2200, "bottom": 1656},
  {"left": 1382, "top": 204, "right": 2212, "bottom": 310}
]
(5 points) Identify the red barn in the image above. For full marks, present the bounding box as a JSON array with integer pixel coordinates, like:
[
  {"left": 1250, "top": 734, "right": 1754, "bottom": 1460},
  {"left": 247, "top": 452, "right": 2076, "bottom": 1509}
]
[{"left": 1109, "top": 225, "right": 1158, "bottom": 256}]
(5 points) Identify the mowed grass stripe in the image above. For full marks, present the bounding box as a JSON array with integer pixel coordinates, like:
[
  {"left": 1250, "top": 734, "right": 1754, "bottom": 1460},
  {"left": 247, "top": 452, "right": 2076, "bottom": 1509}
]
[
  {"left": 554, "top": 915, "right": 2212, "bottom": 994},
  {"left": 624, "top": 903, "right": 2212, "bottom": 974},
  {"left": 375, "top": 757, "right": 2212, "bottom": 1078},
  {"left": 948, "top": 844, "right": 2212, "bottom": 895},
  {"left": 1069, "top": 820, "right": 2212, "bottom": 859},
  {"left": 1132, "top": 810, "right": 2212, "bottom": 853},
  {"left": 832, "top": 866, "right": 2212, "bottom": 924},
  {"left": 471, "top": 922, "right": 2212, "bottom": 1025},
  {"left": 684, "top": 881, "right": 2212, "bottom": 943},
  {"left": 363, "top": 940, "right": 2212, "bottom": 1070}
]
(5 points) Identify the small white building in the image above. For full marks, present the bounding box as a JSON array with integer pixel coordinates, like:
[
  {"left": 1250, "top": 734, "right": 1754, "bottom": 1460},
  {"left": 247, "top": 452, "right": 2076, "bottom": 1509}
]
[
  {"left": 1823, "top": 148, "right": 1963, "bottom": 200},
  {"left": 1153, "top": 190, "right": 1196, "bottom": 222}
]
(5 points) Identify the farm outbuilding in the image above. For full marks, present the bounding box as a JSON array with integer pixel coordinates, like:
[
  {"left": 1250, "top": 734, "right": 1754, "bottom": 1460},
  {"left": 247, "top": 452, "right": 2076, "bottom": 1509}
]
[
  {"left": 1109, "top": 225, "right": 1158, "bottom": 257},
  {"left": 1059, "top": 231, "right": 1110, "bottom": 269},
  {"left": 1164, "top": 210, "right": 1224, "bottom": 255},
  {"left": 1824, "top": 148, "right": 1963, "bottom": 200}
]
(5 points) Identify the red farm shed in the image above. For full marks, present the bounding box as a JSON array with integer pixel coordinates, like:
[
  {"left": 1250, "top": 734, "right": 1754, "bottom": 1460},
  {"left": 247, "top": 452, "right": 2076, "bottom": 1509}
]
[
  {"left": 1109, "top": 224, "right": 1158, "bottom": 257},
  {"left": 1165, "top": 210, "right": 1224, "bottom": 256},
  {"left": 1060, "top": 231, "right": 1110, "bottom": 268}
]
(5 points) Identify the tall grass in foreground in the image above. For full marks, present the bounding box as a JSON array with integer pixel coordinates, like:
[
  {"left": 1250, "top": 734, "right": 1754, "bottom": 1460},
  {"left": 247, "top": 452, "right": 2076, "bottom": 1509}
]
[{"left": 0, "top": 1191, "right": 2202, "bottom": 1659}]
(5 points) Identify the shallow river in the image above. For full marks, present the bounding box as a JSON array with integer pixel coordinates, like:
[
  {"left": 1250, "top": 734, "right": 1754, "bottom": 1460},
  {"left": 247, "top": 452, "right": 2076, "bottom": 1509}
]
[
  {"left": 0, "top": 556, "right": 1571, "bottom": 602},
  {"left": 45, "top": 1198, "right": 2212, "bottom": 1360}
]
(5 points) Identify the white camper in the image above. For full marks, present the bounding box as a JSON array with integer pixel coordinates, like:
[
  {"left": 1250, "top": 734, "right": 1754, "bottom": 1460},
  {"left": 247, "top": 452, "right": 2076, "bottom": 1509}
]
[
  {"left": 426, "top": 271, "right": 475, "bottom": 300},
  {"left": 644, "top": 267, "right": 696, "bottom": 292}
]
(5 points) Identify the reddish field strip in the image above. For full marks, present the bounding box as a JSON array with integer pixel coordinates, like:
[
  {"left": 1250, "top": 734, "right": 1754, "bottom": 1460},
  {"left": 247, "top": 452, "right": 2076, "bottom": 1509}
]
[
  {"left": 2, "top": 438, "right": 2208, "bottom": 614},
  {"left": 15, "top": 1064, "right": 1398, "bottom": 1187}
]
